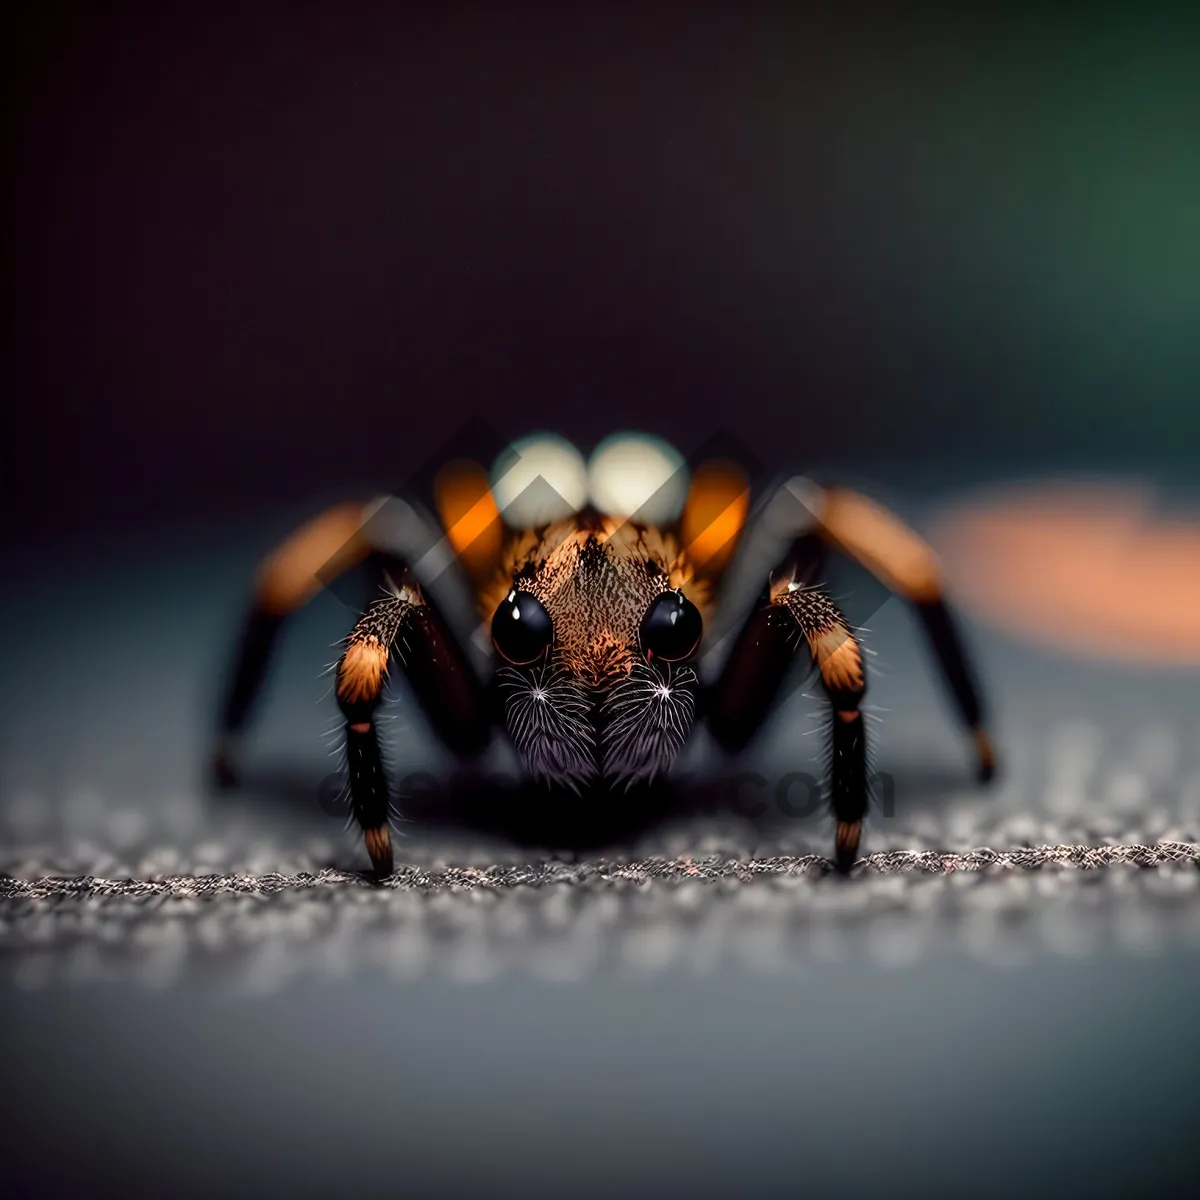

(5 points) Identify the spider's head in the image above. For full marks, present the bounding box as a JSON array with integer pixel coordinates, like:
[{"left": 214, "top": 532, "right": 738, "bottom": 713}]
[
  {"left": 490, "top": 516, "right": 707, "bottom": 792},
  {"left": 435, "top": 431, "right": 747, "bottom": 792}
]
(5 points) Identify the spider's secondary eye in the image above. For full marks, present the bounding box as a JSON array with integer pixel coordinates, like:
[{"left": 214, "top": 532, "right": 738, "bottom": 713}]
[
  {"left": 491, "top": 589, "right": 554, "bottom": 664},
  {"left": 639, "top": 590, "right": 703, "bottom": 662}
]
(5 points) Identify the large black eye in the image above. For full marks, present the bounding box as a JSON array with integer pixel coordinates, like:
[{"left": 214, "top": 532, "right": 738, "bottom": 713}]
[
  {"left": 491, "top": 589, "right": 554, "bottom": 664},
  {"left": 639, "top": 589, "right": 703, "bottom": 662}
]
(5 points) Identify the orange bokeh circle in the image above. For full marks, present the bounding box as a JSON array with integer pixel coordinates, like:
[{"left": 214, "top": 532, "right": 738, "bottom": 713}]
[{"left": 927, "top": 480, "right": 1200, "bottom": 666}]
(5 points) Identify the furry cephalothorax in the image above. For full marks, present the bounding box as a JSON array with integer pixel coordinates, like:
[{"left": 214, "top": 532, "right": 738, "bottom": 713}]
[{"left": 489, "top": 515, "right": 709, "bottom": 790}]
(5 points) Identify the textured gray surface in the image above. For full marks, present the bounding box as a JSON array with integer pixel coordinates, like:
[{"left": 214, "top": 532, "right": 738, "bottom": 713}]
[
  {"left": 2, "top": 482, "right": 1199, "bottom": 1196},
  {"left": 5, "top": 840, "right": 1200, "bottom": 994}
]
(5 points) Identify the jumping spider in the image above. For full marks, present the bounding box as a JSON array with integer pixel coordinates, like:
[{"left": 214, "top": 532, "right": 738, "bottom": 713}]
[{"left": 213, "top": 433, "right": 996, "bottom": 874}]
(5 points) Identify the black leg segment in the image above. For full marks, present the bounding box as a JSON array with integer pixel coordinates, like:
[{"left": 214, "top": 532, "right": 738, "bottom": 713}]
[
  {"left": 709, "top": 579, "right": 870, "bottom": 872},
  {"left": 335, "top": 578, "right": 492, "bottom": 876}
]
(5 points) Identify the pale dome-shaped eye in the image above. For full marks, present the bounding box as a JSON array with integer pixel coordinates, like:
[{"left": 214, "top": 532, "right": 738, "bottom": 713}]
[
  {"left": 639, "top": 590, "right": 703, "bottom": 662},
  {"left": 491, "top": 589, "right": 554, "bottom": 664},
  {"left": 489, "top": 434, "right": 588, "bottom": 529},
  {"left": 587, "top": 432, "right": 689, "bottom": 525}
]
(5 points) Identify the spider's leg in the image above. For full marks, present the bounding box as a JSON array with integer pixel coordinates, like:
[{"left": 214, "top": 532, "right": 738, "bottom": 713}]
[
  {"left": 706, "top": 538, "right": 868, "bottom": 871},
  {"left": 336, "top": 597, "right": 401, "bottom": 874},
  {"left": 214, "top": 493, "right": 489, "bottom": 786},
  {"left": 335, "top": 573, "right": 491, "bottom": 877},
  {"left": 702, "top": 530, "right": 826, "bottom": 747},
  {"left": 214, "top": 501, "right": 374, "bottom": 786},
  {"left": 814, "top": 486, "right": 996, "bottom": 781},
  {"left": 708, "top": 476, "right": 995, "bottom": 783}
]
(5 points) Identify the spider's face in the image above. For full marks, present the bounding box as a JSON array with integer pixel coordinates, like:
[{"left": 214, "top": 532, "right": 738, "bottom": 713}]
[{"left": 488, "top": 516, "right": 707, "bottom": 792}]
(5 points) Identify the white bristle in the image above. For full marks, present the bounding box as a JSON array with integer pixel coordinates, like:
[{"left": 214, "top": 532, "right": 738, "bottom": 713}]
[
  {"left": 490, "top": 433, "right": 588, "bottom": 528},
  {"left": 587, "top": 433, "right": 689, "bottom": 524}
]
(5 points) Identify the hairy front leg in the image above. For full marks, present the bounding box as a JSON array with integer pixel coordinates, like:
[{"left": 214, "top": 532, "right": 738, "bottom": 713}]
[
  {"left": 707, "top": 551, "right": 869, "bottom": 870},
  {"left": 775, "top": 582, "right": 870, "bottom": 870},
  {"left": 335, "top": 594, "right": 415, "bottom": 876},
  {"left": 710, "top": 476, "right": 996, "bottom": 787},
  {"left": 815, "top": 486, "right": 996, "bottom": 781},
  {"left": 334, "top": 563, "right": 494, "bottom": 875}
]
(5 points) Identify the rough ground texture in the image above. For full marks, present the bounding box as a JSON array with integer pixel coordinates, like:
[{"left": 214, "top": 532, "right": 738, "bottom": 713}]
[
  {"left": 4, "top": 835, "right": 1199, "bottom": 991},
  {"left": 2, "top": 478, "right": 1199, "bottom": 1197}
]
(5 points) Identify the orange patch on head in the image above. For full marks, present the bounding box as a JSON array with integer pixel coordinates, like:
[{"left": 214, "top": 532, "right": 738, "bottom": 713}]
[
  {"left": 807, "top": 625, "right": 865, "bottom": 693},
  {"left": 337, "top": 638, "right": 389, "bottom": 704},
  {"left": 435, "top": 460, "right": 503, "bottom": 579},
  {"left": 681, "top": 461, "right": 750, "bottom": 576},
  {"left": 929, "top": 480, "right": 1200, "bottom": 666}
]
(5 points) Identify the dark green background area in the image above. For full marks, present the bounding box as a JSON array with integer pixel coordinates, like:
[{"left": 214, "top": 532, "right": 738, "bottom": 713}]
[{"left": 737, "top": 10, "right": 1200, "bottom": 452}]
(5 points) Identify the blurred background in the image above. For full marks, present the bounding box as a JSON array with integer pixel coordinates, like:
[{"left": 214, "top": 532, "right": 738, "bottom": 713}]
[
  {"left": 8, "top": 4, "right": 1200, "bottom": 543},
  {"left": 5, "top": 4, "right": 1200, "bottom": 1197}
]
